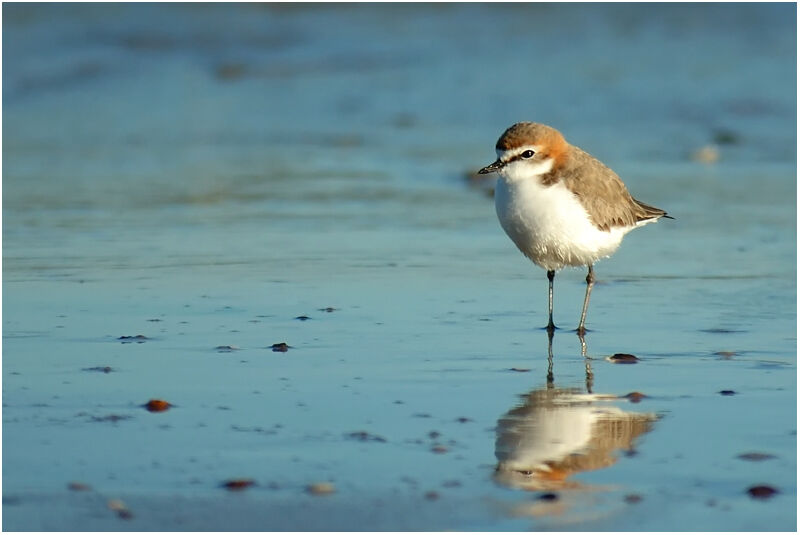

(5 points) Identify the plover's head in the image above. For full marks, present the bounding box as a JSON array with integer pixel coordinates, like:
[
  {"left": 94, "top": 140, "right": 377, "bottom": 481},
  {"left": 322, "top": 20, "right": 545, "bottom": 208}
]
[{"left": 479, "top": 122, "right": 568, "bottom": 179}]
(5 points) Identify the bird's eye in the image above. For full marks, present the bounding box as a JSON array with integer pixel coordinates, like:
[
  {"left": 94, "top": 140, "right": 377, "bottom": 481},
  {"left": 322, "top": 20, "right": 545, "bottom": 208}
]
[{"left": 521, "top": 150, "right": 535, "bottom": 159}]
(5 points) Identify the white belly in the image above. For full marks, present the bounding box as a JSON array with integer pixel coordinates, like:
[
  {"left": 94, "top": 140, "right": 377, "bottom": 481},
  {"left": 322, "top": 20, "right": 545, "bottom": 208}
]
[{"left": 494, "top": 176, "right": 629, "bottom": 271}]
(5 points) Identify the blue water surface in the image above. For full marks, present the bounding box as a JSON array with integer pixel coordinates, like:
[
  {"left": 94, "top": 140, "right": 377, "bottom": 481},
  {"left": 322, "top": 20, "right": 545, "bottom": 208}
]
[{"left": 3, "top": 3, "right": 796, "bottom": 531}]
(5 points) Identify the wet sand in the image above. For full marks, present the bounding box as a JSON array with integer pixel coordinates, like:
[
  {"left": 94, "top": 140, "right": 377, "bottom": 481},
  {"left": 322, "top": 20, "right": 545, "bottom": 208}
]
[{"left": 3, "top": 3, "right": 796, "bottom": 531}]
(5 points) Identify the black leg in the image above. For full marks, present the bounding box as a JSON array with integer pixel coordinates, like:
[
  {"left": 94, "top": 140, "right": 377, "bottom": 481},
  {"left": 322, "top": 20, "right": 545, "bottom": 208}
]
[
  {"left": 578, "top": 330, "right": 594, "bottom": 393},
  {"left": 546, "top": 270, "right": 556, "bottom": 333},
  {"left": 577, "top": 264, "right": 594, "bottom": 335},
  {"left": 546, "top": 327, "right": 554, "bottom": 386}
]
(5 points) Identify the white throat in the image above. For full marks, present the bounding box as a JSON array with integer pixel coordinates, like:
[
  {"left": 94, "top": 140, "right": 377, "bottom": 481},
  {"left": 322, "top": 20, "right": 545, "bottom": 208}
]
[{"left": 498, "top": 157, "right": 554, "bottom": 182}]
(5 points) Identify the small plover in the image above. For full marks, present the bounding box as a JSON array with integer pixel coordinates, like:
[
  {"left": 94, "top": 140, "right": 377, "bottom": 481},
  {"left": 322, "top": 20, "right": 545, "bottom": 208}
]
[{"left": 479, "top": 122, "right": 670, "bottom": 334}]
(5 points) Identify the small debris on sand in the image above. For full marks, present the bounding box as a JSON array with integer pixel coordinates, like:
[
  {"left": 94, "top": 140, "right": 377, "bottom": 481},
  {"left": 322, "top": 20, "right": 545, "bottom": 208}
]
[
  {"left": 623, "top": 392, "right": 647, "bottom": 403},
  {"left": 215, "top": 345, "right": 239, "bottom": 352},
  {"left": 509, "top": 367, "right": 531, "bottom": 372},
  {"left": 747, "top": 485, "right": 778, "bottom": 499},
  {"left": 608, "top": 353, "right": 639, "bottom": 364},
  {"left": 345, "top": 431, "right": 387, "bottom": 443},
  {"left": 718, "top": 390, "right": 736, "bottom": 396},
  {"left": 118, "top": 335, "right": 148, "bottom": 344},
  {"left": 222, "top": 479, "right": 256, "bottom": 491},
  {"left": 624, "top": 494, "right": 643, "bottom": 504},
  {"left": 691, "top": 145, "right": 720, "bottom": 163},
  {"left": 271, "top": 342, "right": 290, "bottom": 352},
  {"left": 107, "top": 498, "right": 133, "bottom": 519},
  {"left": 90, "top": 414, "right": 132, "bottom": 423},
  {"left": 712, "top": 128, "right": 740, "bottom": 145},
  {"left": 83, "top": 366, "right": 113, "bottom": 373},
  {"left": 737, "top": 452, "right": 776, "bottom": 462},
  {"left": 215, "top": 62, "right": 248, "bottom": 81},
  {"left": 295, "top": 315, "right": 311, "bottom": 321},
  {"left": 67, "top": 481, "right": 92, "bottom": 492},
  {"left": 307, "top": 482, "right": 335, "bottom": 495},
  {"left": 143, "top": 399, "right": 171, "bottom": 412}
]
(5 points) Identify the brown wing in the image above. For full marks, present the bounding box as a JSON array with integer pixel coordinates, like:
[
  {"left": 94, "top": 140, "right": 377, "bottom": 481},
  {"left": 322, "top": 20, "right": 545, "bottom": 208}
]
[{"left": 556, "top": 146, "right": 668, "bottom": 231}]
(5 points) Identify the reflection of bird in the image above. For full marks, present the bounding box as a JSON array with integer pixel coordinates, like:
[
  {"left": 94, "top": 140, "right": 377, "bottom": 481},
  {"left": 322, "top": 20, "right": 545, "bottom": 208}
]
[
  {"left": 479, "top": 122, "right": 670, "bottom": 333},
  {"left": 494, "top": 386, "right": 657, "bottom": 492}
]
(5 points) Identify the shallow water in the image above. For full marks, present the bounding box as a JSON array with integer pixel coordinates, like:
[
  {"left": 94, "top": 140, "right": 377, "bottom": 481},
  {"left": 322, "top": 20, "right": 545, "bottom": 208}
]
[{"left": 2, "top": 3, "right": 796, "bottom": 531}]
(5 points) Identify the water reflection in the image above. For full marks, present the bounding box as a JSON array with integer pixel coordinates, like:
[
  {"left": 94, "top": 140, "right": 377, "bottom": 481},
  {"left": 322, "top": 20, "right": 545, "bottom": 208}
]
[{"left": 494, "top": 332, "right": 657, "bottom": 493}]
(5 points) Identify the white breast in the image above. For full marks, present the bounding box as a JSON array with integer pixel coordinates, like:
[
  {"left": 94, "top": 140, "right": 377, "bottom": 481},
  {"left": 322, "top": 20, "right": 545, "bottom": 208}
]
[{"left": 494, "top": 174, "right": 630, "bottom": 271}]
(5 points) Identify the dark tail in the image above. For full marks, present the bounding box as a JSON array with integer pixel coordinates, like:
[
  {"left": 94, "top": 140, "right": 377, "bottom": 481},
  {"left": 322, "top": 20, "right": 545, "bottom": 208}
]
[{"left": 634, "top": 199, "right": 673, "bottom": 221}]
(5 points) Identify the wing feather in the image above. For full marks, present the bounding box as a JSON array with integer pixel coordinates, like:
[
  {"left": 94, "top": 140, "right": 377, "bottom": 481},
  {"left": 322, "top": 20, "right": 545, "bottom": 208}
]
[{"left": 555, "top": 146, "right": 668, "bottom": 230}]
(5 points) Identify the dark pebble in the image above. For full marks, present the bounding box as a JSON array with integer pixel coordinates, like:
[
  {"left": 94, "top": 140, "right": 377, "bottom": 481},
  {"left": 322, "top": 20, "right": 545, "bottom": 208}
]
[
  {"left": 624, "top": 494, "right": 643, "bottom": 504},
  {"left": 222, "top": 479, "right": 256, "bottom": 491},
  {"left": 118, "top": 335, "right": 148, "bottom": 343},
  {"left": 90, "top": 414, "right": 132, "bottom": 423},
  {"left": 719, "top": 390, "right": 736, "bottom": 396},
  {"left": 318, "top": 307, "right": 337, "bottom": 313},
  {"left": 712, "top": 128, "right": 741, "bottom": 145},
  {"left": 215, "top": 345, "right": 239, "bottom": 352},
  {"left": 295, "top": 316, "right": 311, "bottom": 321},
  {"left": 215, "top": 63, "right": 248, "bottom": 81},
  {"left": 271, "top": 342, "right": 290, "bottom": 352},
  {"left": 623, "top": 392, "right": 647, "bottom": 403},
  {"left": 747, "top": 485, "right": 778, "bottom": 499},
  {"left": 608, "top": 353, "right": 639, "bottom": 363},
  {"left": 509, "top": 367, "right": 531, "bottom": 372},
  {"left": 83, "top": 366, "right": 113, "bottom": 374},
  {"left": 538, "top": 492, "right": 559, "bottom": 501},
  {"left": 345, "top": 431, "right": 387, "bottom": 443},
  {"left": 428, "top": 431, "right": 441, "bottom": 439},
  {"left": 737, "top": 452, "right": 776, "bottom": 462},
  {"left": 455, "top": 417, "right": 472, "bottom": 423}
]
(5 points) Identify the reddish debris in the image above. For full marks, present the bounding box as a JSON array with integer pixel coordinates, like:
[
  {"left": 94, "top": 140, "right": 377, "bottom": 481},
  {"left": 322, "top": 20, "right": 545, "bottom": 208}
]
[
  {"left": 143, "top": 399, "right": 171, "bottom": 412},
  {"left": 747, "top": 485, "right": 778, "bottom": 499},
  {"left": 623, "top": 392, "right": 647, "bottom": 403},
  {"left": 222, "top": 479, "right": 256, "bottom": 491}
]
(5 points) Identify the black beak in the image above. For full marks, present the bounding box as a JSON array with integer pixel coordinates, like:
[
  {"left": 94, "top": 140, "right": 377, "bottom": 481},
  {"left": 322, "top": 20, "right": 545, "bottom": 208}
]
[{"left": 478, "top": 159, "right": 504, "bottom": 174}]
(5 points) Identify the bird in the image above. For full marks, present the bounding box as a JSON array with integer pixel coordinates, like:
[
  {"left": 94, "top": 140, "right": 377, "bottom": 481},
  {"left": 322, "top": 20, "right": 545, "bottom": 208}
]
[{"left": 478, "top": 122, "right": 670, "bottom": 334}]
